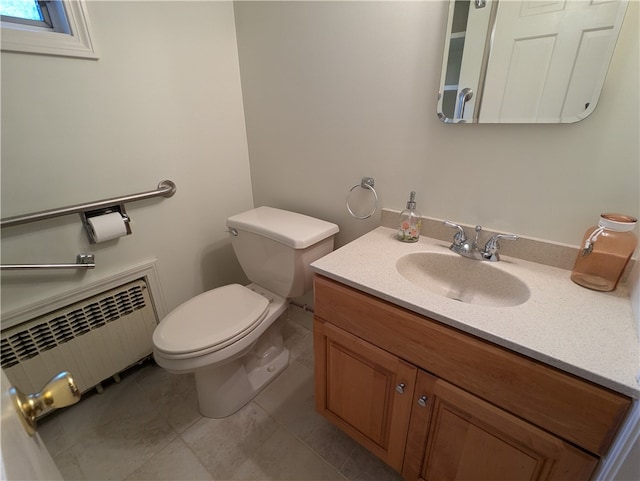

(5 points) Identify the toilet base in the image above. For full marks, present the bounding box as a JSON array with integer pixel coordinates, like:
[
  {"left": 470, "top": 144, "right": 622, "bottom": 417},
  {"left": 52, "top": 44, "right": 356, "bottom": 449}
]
[{"left": 194, "top": 314, "right": 290, "bottom": 418}]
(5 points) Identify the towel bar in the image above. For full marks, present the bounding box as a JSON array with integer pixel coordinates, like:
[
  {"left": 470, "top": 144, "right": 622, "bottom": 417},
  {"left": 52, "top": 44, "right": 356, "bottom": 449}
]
[{"left": 0, "top": 254, "right": 95, "bottom": 271}]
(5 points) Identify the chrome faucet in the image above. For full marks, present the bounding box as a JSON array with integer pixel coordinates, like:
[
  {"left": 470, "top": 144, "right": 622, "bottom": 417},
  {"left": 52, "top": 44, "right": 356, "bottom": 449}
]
[{"left": 444, "top": 221, "right": 518, "bottom": 262}]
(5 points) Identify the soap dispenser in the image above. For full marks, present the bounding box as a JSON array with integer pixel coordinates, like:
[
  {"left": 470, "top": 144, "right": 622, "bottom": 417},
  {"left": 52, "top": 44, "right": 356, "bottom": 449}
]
[{"left": 398, "top": 191, "right": 422, "bottom": 243}]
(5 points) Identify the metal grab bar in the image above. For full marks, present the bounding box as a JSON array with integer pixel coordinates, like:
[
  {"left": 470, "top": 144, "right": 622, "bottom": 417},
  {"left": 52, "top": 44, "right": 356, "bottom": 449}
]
[
  {"left": 1, "top": 254, "right": 95, "bottom": 271},
  {"left": 1, "top": 180, "right": 176, "bottom": 229}
]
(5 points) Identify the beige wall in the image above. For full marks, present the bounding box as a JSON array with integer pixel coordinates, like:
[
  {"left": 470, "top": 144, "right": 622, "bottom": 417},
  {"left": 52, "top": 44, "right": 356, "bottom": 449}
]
[
  {"left": 1, "top": 1, "right": 638, "bottom": 318},
  {"left": 235, "top": 1, "right": 639, "bottom": 248},
  {"left": 1, "top": 1, "right": 253, "bottom": 314}
]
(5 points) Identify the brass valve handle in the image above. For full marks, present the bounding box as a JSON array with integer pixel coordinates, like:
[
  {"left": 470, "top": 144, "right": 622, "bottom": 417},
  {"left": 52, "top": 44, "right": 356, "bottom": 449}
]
[{"left": 9, "top": 371, "right": 81, "bottom": 436}]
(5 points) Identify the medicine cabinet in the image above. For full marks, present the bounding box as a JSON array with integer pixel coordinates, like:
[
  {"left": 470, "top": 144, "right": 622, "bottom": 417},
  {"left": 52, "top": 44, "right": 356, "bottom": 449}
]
[{"left": 438, "top": 0, "right": 628, "bottom": 123}]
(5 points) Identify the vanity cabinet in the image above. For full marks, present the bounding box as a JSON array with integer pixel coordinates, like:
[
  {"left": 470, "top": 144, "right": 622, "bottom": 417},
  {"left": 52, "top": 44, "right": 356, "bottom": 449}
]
[{"left": 312, "top": 275, "right": 631, "bottom": 481}]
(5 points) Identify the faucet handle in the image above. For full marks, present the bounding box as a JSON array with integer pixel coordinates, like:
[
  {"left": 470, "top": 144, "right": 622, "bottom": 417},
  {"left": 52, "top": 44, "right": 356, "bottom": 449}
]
[
  {"left": 443, "top": 221, "right": 467, "bottom": 245},
  {"left": 483, "top": 233, "right": 519, "bottom": 261}
]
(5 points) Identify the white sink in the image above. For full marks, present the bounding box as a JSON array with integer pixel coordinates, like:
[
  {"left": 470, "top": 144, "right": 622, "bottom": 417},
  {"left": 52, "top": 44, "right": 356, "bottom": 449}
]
[{"left": 396, "top": 252, "right": 530, "bottom": 307}]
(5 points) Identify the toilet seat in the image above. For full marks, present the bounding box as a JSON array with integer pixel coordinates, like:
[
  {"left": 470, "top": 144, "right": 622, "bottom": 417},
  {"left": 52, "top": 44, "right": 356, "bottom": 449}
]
[{"left": 152, "top": 284, "right": 269, "bottom": 359}]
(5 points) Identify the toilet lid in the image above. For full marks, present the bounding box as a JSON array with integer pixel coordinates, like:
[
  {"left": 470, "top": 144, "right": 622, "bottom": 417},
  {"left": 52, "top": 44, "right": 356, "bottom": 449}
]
[{"left": 153, "top": 284, "right": 269, "bottom": 355}]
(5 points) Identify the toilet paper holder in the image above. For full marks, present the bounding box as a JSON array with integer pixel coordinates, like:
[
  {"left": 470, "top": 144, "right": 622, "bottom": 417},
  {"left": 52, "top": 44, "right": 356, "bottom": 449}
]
[{"left": 80, "top": 205, "right": 132, "bottom": 244}]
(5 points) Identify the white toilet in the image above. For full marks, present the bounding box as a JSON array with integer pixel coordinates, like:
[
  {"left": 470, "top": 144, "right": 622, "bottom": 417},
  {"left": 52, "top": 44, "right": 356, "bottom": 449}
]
[{"left": 152, "top": 206, "right": 339, "bottom": 418}]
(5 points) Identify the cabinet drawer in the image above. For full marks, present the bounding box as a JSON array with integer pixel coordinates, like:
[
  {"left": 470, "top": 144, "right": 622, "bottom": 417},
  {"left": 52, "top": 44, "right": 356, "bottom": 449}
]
[{"left": 313, "top": 275, "right": 631, "bottom": 456}]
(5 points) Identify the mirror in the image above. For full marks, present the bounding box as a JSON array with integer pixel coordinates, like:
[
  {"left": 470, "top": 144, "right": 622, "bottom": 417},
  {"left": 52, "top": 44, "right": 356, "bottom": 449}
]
[{"left": 438, "top": 0, "right": 628, "bottom": 123}]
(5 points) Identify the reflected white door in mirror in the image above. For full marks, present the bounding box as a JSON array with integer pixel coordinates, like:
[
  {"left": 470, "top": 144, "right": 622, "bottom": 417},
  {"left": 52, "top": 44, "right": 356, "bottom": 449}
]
[{"left": 438, "top": 0, "right": 628, "bottom": 123}]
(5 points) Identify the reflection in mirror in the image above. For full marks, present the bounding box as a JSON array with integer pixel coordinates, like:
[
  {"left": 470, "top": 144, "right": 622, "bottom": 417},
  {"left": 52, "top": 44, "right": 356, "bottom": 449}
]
[{"left": 438, "top": 0, "right": 628, "bottom": 123}]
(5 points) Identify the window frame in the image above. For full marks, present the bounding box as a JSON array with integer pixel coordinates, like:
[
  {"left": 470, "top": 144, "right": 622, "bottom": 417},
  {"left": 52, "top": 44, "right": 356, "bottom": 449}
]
[{"left": 1, "top": 0, "right": 98, "bottom": 59}]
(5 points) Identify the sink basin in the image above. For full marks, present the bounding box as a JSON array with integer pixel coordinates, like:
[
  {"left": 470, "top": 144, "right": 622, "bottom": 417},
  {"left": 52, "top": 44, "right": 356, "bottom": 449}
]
[{"left": 396, "top": 252, "right": 530, "bottom": 307}]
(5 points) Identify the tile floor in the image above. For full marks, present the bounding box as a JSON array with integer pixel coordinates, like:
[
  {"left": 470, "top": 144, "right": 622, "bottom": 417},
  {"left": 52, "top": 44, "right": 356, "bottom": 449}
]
[{"left": 38, "top": 309, "right": 405, "bottom": 481}]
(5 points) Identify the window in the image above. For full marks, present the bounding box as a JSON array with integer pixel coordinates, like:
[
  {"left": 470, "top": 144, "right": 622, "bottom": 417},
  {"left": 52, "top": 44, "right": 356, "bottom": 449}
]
[
  {"left": 1, "top": 1, "right": 70, "bottom": 33},
  {"left": 2, "top": 1, "right": 47, "bottom": 24},
  {"left": 1, "top": 0, "right": 98, "bottom": 59}
]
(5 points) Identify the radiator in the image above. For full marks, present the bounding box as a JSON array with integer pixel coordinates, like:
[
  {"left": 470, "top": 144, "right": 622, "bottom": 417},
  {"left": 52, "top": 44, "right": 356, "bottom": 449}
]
[{"left": 1, "top": 278, "right": 158, "bottom": 395}]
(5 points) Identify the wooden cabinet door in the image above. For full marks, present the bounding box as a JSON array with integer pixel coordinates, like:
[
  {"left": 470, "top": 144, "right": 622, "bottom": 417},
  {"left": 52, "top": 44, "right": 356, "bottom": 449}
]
[
  {"left": 404, "top": 371, "right": 598, "bottom": 481},
  {"left": 314, "top": 318, "right": 417, "bottom": 471}
]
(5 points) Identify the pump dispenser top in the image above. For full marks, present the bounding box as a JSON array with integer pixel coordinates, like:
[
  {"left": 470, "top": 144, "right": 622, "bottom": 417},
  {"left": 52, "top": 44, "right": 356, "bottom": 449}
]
[{"left": 398, "top": 191, "right": 422, "bottom": 243}]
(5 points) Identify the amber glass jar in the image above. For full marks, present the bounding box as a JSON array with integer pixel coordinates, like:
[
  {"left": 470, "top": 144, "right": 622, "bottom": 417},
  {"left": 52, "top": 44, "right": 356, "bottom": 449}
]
[{"left": 571, "top": 214, "right": 638, "bottom": 291}]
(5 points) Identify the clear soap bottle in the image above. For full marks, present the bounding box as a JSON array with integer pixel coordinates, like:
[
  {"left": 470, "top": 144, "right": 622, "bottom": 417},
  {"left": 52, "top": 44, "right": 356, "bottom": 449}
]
[{"left": 398, "top": 191, "right": 422, "bottom": 243}]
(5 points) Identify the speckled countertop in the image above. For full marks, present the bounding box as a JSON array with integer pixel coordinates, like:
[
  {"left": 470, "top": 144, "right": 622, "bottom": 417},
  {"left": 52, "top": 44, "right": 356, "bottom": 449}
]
[{"left": 311, "top": 226, "right": 640, "bottom": 399}]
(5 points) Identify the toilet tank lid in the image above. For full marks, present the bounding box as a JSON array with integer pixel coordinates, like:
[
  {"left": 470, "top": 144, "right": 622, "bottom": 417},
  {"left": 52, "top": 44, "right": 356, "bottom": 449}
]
[{"left": 227, "top": 206, "right": 339, "bottom": 249}]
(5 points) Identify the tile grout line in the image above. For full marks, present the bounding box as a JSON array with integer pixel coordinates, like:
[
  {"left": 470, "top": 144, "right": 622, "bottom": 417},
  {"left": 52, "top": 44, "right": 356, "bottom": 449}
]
[{"left": 252, "top": 359, "right": 353, "bottom": 480}]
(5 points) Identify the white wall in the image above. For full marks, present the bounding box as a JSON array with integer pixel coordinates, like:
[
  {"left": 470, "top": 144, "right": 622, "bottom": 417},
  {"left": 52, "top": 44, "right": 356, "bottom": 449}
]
[
  {"left": 235, "top": 1, "right": 639, "bottom": 248},
  {"left": 1, "top": 0, "right": 638, "bottom": 318},
  {"left": 1, "top": 1, "right": 253, "bottom": 315}
]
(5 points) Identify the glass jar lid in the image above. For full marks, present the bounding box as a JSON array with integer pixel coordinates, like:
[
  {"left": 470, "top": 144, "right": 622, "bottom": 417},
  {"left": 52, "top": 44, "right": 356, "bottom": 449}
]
[{"left": 599, "top": 213, "right": 637, "bottom": 232}]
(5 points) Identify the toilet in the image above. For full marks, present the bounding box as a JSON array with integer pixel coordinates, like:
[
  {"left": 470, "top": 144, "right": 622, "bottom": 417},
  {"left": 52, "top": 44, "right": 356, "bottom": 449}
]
[{"left": 152, "top": 206, "right": 339, "bottom": 418}]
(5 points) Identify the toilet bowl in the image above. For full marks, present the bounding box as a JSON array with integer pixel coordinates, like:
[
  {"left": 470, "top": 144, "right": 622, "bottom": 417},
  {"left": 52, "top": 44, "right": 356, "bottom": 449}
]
[
  {"left": 152, "top": 207, "right": 338, "bottom": 418},
  {"left": 153, "top": 283, "right": 289, "bottom": 417}
]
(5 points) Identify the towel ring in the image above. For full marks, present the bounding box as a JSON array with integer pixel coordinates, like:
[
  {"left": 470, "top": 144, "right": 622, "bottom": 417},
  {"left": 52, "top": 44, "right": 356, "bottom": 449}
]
[{"left": 346, "top": 177, "right": 378, "bottom": 220}]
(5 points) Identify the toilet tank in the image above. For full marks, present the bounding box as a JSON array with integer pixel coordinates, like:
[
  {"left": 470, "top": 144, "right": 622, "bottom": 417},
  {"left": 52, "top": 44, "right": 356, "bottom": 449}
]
[{"left": 226, "top": 207, "right": 339, "bottom": 298}]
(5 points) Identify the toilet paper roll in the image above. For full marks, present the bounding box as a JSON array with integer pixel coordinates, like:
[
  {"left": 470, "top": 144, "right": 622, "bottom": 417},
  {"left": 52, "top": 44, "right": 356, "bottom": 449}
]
[{"left": 88, "top": 212, "right": 128, "bottom": 243}]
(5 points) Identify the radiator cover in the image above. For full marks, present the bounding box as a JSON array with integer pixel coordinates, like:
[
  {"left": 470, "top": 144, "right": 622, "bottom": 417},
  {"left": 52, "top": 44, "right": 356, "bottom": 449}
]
[{"left": 1, "top": 278, "right": 158, "bottom": 394}]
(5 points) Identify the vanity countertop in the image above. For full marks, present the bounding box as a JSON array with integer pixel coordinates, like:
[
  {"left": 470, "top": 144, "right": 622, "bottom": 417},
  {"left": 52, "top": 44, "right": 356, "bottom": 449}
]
[{"left": 311, "top": 226, "right": 640, "bottom": 398}]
